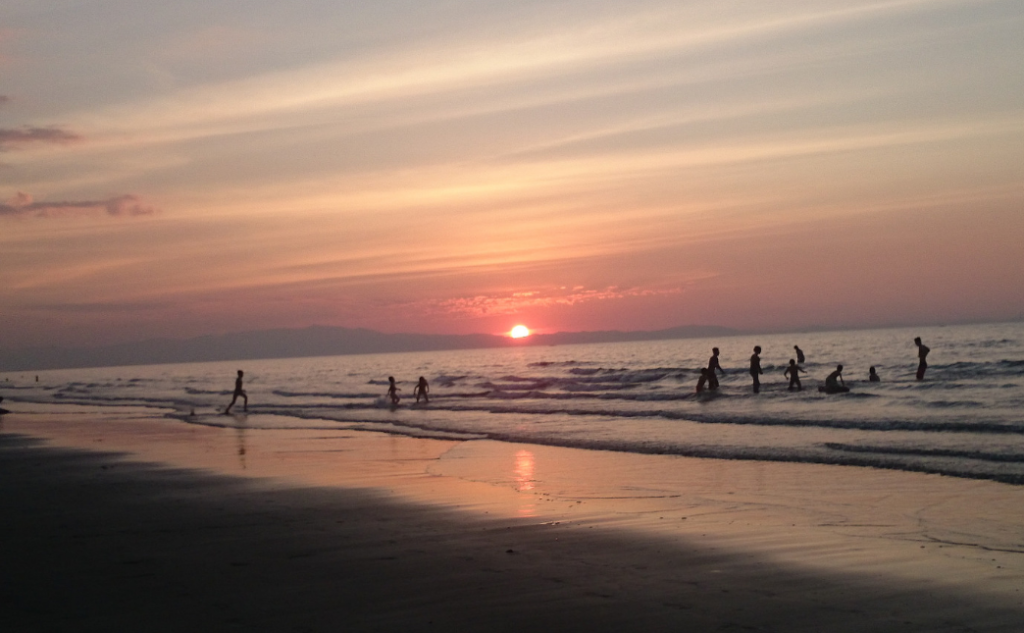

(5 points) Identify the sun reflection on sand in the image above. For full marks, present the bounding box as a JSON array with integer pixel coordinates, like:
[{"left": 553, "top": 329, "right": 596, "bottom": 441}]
[
  {"left": 513, "top": 449, "right": 535, "bottom": 492},
  {"left": 513, "top": 449, "right": 537, "bottom": 517}
]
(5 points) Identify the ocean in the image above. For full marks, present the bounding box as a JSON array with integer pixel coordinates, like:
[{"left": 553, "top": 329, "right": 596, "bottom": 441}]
[{"left": 3, "top": 322, "right": 1023, "bottom": 484}]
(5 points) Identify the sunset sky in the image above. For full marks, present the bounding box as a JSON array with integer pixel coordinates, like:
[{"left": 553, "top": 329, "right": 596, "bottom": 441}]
[{"left": 2, "top": 0, "right": 1022, "bottom": 349}]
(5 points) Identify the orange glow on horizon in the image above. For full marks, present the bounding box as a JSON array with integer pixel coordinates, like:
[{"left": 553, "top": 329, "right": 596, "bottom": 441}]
[{"left": 509, "top": 325, "right": 531, "bottom": 338}]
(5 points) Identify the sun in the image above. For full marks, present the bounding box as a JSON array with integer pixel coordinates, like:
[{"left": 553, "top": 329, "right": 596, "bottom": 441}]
[{"left": 510, "top": 325, "right": 531, "bottom": 339}]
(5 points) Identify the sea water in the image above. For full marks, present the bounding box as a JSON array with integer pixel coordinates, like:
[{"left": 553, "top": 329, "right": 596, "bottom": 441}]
[{"left": 3, "top": 322, "right": 1023, "bottom": 484}]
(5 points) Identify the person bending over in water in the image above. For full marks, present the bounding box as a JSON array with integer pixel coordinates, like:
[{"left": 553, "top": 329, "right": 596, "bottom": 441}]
[
  {"left": 413, "top": 376, "right": 430, "bottom": 403},
  {"left": 914, "top": 337, "right": 930, "bottom": 380},
  {"left": 869, "top": 366, "right": 880, "bottom": 382},
  {"left": 225, "top": 370, "right": 248, "bottom": 414},
  {"left": 783, "top": 359, "right": 805, "bottom": 391},
  {"left": 387, "top": 376, "right": 401, "bottom": 405},
  {"left": 707, "top": 347, "right": 724, "bottom": 390},
  {"left": 794, "top": 345, "right": 805, "bottom": 364},
  {"left": 750, "top": 346, "right": 763, "bottom": 393},
  {"left": 822, "top": 365, "right": 848, "bottom": 394}
]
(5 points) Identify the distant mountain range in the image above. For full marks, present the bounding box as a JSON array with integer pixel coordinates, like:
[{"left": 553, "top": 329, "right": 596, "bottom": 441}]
[{"left": 0, "top": 324, "right": 739, "bottom": 372}]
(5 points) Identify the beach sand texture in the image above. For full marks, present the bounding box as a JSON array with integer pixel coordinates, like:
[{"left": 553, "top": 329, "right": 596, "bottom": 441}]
[{"left": 2, "top": 409, "right": 1023, "bottom": 631}]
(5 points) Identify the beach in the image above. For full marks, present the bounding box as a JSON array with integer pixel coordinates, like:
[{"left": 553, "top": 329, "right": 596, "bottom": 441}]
[{"left": 2, "top": 406, "right": 1023, "bottom": 631}]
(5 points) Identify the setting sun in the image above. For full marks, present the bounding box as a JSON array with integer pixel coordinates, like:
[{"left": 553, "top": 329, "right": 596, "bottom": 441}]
[{"left": 510, "top": 325, "right": 531, "bottom": 339}]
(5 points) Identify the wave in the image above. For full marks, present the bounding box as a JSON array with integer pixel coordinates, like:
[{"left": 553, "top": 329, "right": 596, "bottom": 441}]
[
  {"left": 185, "top": 387, "right": 229, "bottom": 395},
  {"left": 825, "top": 443, "right": 1024, "bottom": 464},
  {"left": 272, "top": 389, "right": 380, "bottom": 399}
]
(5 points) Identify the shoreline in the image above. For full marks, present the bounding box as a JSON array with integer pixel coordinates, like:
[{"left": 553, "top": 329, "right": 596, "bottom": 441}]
[{"left": 2, "top": 407, "right": 1024, "bottom": 630}]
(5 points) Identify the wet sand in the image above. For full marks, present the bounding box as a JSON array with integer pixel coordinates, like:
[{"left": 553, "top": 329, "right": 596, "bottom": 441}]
[{"left": 2, "top": 407, "right": 1023, "bottom": 631}]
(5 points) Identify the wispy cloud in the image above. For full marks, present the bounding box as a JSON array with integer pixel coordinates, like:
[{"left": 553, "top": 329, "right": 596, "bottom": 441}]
[
  {"left": 0, "top": 192, "right": 158, "bottom": 218},
  {"left": 0, "top": 126, "right": 81, "bottom": 151},
  {"left": 410, "top": 285, "right": 685, "bottom": 319},
  {"left": 65, "top": 1, "right": 938, "bottom": 144},
  {"left": 28, "top": 300, "right": 173, "bottom": 314}
]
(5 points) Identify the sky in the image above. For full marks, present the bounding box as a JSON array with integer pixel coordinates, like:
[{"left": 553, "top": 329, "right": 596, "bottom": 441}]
[{"left": 1, "top": 0, "right": 1022, "bottom": 349}]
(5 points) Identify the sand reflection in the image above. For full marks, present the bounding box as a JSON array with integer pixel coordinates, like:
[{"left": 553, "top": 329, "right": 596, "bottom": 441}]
[
  {"left": 235, "top": 423, "right": 247, "bottom": 470},
  {"left": 513, "top": 449, "right": 537, "bottom": 517},
  {"left": 514, "top": 449, "right": 535, "bottom": 492}
]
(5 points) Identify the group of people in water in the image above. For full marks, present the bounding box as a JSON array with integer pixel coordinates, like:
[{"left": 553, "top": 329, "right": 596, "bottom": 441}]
[
  {"left": 223, "top": 337, "right": 933, "bottom": 412},
  {"left": 224, "top": 371, "right": 431, "bottom": 414},
  {"left": 695, "top": 337, "right": 931, "bottom": 395},
  {"left": 387, "top": 375, "right": 430, "bottom": 406}
]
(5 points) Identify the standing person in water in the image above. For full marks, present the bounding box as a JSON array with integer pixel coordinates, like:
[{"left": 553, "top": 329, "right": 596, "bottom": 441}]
[
  {"left": 914, "top": 337, "right": 930, "bottom": 380},
  {"left": 224, "top": 370, "right": 247, "bottom": 414},
  {"left": 750, "top": 346, "right": 764, "bottom": 393},
  {"left": 783, "top": 359, "right": 805, "bottom": 391},
  {"left": 794, "top": 345, "right": 805, "bottom": 364},
  {"left": 869, "top": 366, "right": 881, "bottom": 382},
  {"left": 707, "top": 347, "right": 724, "bottom": 390},
  {"left": 387, "top": 376, "right": 401, "bottom": 405},
  {"left": 413, "top": 376, "right": 430, "bottom": 404}
]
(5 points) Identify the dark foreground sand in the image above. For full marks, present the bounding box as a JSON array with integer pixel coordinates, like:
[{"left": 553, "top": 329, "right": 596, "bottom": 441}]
[{"left": 2, "top": 412, "right": 1023, "bottom": 632}]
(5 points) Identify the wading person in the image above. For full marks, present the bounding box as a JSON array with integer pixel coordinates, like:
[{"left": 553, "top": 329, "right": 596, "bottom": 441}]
[
  {"left": 750, "top": 346, "right": 763, "bottom": 394},
  {"left": 783, "top": 359, "right": 805, "bottom": 391},
  {"left": 224, "top": 370, "right": 247, "bottom": 414},
  {"left": 915, "top": 337, "right": 930, "bottom": 380},
  {"left": 707, "top": 347, "right": 724, "bottom": 390},
  {"left": 413, "top": 376, "right": 430, "bottom": 404},
  {"left": 387, "top": 376, "right": 401, "bottom": 405}
]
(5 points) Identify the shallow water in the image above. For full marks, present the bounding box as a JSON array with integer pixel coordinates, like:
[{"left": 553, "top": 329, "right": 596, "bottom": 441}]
[{"left": 3, "top": 322, "right": 1023, "bottom": 484}]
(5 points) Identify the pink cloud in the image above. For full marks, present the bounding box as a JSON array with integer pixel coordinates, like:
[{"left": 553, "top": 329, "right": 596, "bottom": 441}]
[{"left": 0, "top": 192, "right": 158, "bottom": 218}]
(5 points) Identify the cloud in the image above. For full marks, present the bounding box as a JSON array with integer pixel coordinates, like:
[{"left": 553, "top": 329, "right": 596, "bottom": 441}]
[
  {"left": 413, "top": 285, "right": 684, "bottom": 319},
  {"left": 0, "top": 125, "right": 81, "bottom": 151},
  {"left": 29, "top": 300, "right": 173, "bottom": 314},
  {"left": 0, "top": 192, "right": 158, "bottom": 218}
]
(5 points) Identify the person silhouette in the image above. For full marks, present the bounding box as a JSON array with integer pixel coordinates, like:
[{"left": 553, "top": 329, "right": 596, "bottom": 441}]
[
  {"left": 822, "top": 364, "right": 849, "bottom": 394},
  {"left": 413, "top": 376, "right": 430, "bottom": 403},
  {"left": 794, "top": 345, "right": 805, "bottom": 364},
  {"left": 783, "top": 359, "right": 805, "bottom": 391},
  {"left": 869, "top": 366, "right": 880, "bottom": 382},
  {"left": 914, "top": 337, "right": 930, "bottom": 380},
  {"left": 707, "top": 347, "right": 724, "bottom": 390},
  {"left": 387, "top": 376, "right": 401, "bottom": 405},
  {"left": 224, "top": 370, "right": 247, "bottom": 414},
  {"left": 695, "top": 367, "right": 709, "bottom": 394},
  {"left": 750, "top": 346, "right": 763, "bottom": 393}
]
